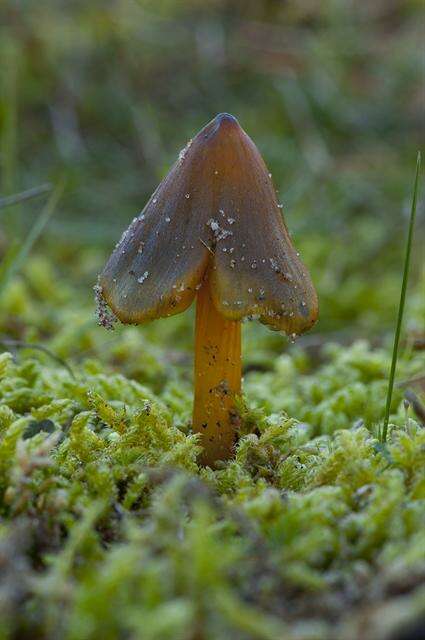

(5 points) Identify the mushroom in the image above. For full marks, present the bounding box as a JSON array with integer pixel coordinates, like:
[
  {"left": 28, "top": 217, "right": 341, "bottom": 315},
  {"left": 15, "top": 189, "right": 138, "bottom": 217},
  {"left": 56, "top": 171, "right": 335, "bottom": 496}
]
[{"left": 97, "top": 113, "right": 318, "bottom": 467}]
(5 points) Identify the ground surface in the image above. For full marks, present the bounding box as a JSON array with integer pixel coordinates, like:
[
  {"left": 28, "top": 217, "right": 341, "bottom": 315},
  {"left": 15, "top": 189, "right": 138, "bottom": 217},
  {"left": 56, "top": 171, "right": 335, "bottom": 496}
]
[{"left": 0, "top": 254, "right": 423, "bottom": 640}]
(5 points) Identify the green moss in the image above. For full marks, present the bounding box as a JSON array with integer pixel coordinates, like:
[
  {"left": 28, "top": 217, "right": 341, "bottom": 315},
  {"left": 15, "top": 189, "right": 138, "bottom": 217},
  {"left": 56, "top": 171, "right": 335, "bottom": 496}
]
[{"left": 0, "top": 255, "right": 424, "bottom": 639}]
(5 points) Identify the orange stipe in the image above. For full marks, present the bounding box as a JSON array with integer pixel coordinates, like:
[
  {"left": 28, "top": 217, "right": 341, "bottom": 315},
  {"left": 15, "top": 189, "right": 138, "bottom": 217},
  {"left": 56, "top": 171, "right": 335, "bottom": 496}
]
[{"left": 193, "top": 272, "right": 241, "bottom": 467}]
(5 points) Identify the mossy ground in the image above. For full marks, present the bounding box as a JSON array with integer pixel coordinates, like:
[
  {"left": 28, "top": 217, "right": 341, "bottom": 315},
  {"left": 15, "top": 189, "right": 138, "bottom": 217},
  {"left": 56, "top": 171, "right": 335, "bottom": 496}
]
[{"left": 0, "top": 255, "right": 424, "bottom": 640}]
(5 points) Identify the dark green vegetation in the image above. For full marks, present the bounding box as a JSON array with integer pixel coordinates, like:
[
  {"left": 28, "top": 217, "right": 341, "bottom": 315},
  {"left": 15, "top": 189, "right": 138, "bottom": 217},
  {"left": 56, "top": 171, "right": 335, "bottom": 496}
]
[{"left": 0, "top": 2, "right": 424, "bottom": 639}]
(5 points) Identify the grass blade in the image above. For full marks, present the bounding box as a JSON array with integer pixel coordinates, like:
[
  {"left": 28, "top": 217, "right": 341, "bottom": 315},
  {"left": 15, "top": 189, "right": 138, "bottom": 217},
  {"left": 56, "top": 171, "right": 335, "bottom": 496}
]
[
  {"left": 0, "top": 338, "right": 75, "bottom": 379},
  {"left": 382, "top": 151, "right": 421, "bottom": 442},
  {"left": 0, "top": 180, "right": 65, "bottom": 293},
  {"left": 0, "top": 183, "right": 52, "bottom": 209}
]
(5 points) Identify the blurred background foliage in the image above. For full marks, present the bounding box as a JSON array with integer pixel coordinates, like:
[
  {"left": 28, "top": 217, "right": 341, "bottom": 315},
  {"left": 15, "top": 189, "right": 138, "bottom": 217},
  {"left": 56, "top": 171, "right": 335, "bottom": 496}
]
[{"left": 0, "top": 0, "right": 423, "bottom": 352}]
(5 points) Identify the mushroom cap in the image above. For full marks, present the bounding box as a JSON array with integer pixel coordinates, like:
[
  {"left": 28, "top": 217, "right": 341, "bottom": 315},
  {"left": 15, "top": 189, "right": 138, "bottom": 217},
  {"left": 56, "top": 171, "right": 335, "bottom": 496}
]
[{"left": 99, "top": 113, "right": 318, "bottom": 335}]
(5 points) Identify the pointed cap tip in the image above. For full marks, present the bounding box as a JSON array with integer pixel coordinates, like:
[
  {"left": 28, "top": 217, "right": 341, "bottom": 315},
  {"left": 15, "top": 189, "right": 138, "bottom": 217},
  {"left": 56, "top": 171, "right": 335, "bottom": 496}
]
[
  {"left": 215, "top": 112, "right": 239, "bottom": 126},
  {"left": 206, "top": 113, "right": 241, "bottom": 138}
]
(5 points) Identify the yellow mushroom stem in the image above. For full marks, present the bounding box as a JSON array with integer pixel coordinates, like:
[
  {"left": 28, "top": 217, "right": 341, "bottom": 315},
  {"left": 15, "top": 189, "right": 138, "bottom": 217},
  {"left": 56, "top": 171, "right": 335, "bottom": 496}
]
[{"left": 193, "top": 271, "right": 241, "bottom": 466}]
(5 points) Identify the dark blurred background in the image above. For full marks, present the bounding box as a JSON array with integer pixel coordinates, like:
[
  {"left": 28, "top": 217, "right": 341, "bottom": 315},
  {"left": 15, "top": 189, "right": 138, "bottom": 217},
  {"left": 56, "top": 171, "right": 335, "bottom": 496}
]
[{"left": 0, "top": 0, "right": 423, "bottom": 342}]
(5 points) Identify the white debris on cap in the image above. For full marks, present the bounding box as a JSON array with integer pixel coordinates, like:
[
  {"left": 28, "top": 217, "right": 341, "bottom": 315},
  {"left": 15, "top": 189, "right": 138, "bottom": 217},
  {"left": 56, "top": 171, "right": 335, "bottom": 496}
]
[
  {"left": 93, "top": 279, "right": 117, "bottom": 330},
  {"left": 206, "top": 218, "right": 233, "bottom": 242},
  {"left": 137, "top": 271, "right": 149, "bottom": 284},
  {"left": 178, "top": 138, "right": 193, "bottom": 162}
]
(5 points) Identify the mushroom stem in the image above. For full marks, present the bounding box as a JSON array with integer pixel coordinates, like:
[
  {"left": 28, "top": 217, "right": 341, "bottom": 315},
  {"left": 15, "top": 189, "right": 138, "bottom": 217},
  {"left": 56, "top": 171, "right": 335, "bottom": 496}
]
[{"left": 193, "top": 272, "right": 241, "bottom": 466}]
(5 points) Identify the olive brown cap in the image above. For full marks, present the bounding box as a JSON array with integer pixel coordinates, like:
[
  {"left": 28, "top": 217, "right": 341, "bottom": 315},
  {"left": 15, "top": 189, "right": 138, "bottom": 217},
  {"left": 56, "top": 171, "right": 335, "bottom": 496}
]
[{"left": 99, "top": 113, "right": 318, "bottom": 336}]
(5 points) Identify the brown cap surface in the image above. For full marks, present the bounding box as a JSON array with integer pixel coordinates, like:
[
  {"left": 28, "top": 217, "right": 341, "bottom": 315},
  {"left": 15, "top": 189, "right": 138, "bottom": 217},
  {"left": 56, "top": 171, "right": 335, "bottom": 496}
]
[{"left": 99, "top": 113, "right": 318, "bottom": 335}]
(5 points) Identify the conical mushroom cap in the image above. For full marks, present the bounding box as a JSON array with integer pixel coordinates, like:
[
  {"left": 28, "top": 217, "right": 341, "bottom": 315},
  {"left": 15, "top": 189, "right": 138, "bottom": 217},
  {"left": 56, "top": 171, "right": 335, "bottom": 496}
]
[{"left": 99, "top": 113, "right": 318, "bottom": 335}]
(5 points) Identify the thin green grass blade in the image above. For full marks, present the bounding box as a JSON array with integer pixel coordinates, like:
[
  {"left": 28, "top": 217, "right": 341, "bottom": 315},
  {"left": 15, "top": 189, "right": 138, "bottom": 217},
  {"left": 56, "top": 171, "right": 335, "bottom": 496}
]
[
  {"left": 0, "top": 337, "right": 75, "bottom": 378},
  {"left": 382, "top": 151, "right": 421, "bottom": 442},
  {"left": 0, "top": 183, "right": 52, "bottom": 209},
  {"left": 0, "top": 180, "right": 65, "bottom": 294}
]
